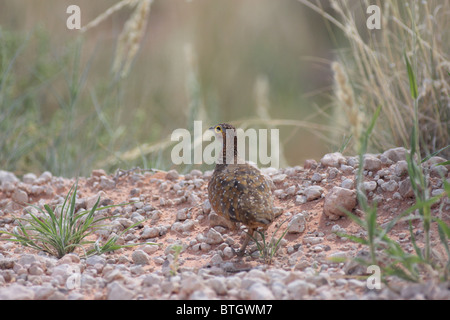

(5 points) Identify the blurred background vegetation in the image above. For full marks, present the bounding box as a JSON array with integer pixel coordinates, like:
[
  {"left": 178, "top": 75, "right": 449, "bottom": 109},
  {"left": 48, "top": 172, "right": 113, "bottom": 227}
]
[{"left": 0, "top": 0, "right": 448, "bottom": 177}]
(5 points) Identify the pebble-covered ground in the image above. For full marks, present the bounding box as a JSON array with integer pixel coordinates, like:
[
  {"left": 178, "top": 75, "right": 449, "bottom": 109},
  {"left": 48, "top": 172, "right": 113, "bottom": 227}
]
[{"left": 0, "top": 147, "right": 449, "bottom": 300}]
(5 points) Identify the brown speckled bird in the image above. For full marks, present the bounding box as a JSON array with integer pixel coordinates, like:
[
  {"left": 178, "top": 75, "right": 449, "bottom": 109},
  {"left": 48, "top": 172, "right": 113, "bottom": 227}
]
[{"left": 207, "top": 123, "right": 274, "bottom": 256}]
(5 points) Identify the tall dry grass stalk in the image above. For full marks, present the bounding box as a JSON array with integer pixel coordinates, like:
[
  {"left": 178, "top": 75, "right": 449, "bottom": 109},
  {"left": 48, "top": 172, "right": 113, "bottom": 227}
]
[
  {"left": 300, "top": 0, "right": 450, "bottom": 156},
  {"left": 82, "top": 0, "right": 153, "bottom": 78},
  {"left": 332, "top": 61, "right": 364, "bottom": 152}
]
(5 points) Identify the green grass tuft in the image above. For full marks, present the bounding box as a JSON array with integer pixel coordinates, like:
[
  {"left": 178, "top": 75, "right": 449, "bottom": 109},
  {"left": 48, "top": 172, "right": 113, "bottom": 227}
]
[{"left": 0, "top": 181, "right": 156, "bottom": 258}]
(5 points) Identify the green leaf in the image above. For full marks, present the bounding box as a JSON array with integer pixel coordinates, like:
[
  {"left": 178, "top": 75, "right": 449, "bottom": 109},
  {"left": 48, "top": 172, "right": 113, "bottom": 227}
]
[
  {"left": 405, "top": 53, "right": 418, "bottom": 99},
  {"left": 421, "top": 145, "right": 450, "bottom": 163}
]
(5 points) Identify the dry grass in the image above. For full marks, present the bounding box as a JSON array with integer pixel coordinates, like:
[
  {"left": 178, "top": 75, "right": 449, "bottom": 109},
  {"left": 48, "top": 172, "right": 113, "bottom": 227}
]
[
  {"left": 82, "top": 0, "right": 153, "bottom": 79},
  {"left": 300, "top": 0, "right": 450, "bottom": 156}
]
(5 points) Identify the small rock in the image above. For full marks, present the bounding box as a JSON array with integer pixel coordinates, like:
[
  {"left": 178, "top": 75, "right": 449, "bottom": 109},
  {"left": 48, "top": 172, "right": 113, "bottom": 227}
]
[
  {"left": 208, "top": 212, "right": 235, "bottom": 229},
  {"left": 323, "top": 187, "right": 357, "bottom": 220},
  {"left": 288, "top": 213, "right": 306, "bottom": 234},
  {"left": 363, "top": 181, "right": 377, "bottom": 192},
  {"left": 381, "top": 180, "right": 398, "bottom": 192},
  {"left": 274, "top": 189, "right": 287, "bottom": 199},
  {"left": 86, "top": 255, "right": 106, "bottom": 267},
  {"left": 100, "top": 176, "right": 115, "bottom": 190},
  {"left": 249, "top": 283, "right": 275, "bottom": 300},
  {"left": 431, "top": 189, "right": 445, "bottom": 197},
  {"left": 0, "top": 170, "right": 19, "bottom": 186},
  {"left": 272, "top": 174, "right": 287, "bottom": 183},
  {"left": 320, "top": 152, "right": 346, "bottom": 168},
  {"left": 85, "top": 191, "right": 107, "bottom": 209},
  {"left": 12, "top": 189, "right": 28, "bottom": 204},
  {"left": 223, "top": 247, "right": 234, "bottom": 259},
  {"left": 205, "top": 228, "right": 224, "bottom": 245},
  {"left": 286, "top": 185, "right": 296, "bottom": 196},
  {"left": 341, "top": 178, "right": 354, "bottom": 189},
  {"left": 311, "top": 172, "right": 323, "bottom": 183},
  {"left": 91, "top": 169, "right": 107, "bottom": 177},
  {"left": 363, "top": 154, "right": 382, "bottom": 172},
  {"left": 0, "top": 284, "right": 35, "bottom": 300},
  {"left": 0, "top": 258, "right": 15, "bottom": 269},
  {"left": 207, "top": 277, "right": 227, "bottom": 295},
  {"left": 202, "top": 200, "right": 212, "bottom": 215},
  {"left": 39, "top": 171, "right": 53, "bottom": 183},
  {"left": 394, "top": 160, "right": 409, "bottom": 177},
  {"left": 304, "top": 186, "right": 324, "bottom": 201},
  {"left": 295, "top": 195, "right": 306, "bottom": 204},
  {"left": 142, "top": 274, "right": 163, "bottom": 287},
  {"left": 166, "top": 170, "right": 179, "bottom": 180},
  {"left": 176, "top": 208, "right": 189, "bottom": 221},
  {"left": 302, "top": 236, "right": 323, "bottom": 245},
  {"left": 141, "top": 226, "right": 160, "bottom": 239},
  {"left": 131, "top": 250, "right": 150, "bottom": 265},
  {"left": 287, "top": 280, "right": 315, "bottom": 299},
  {"left": 399, "top": 178, "right": 415, "bottom": 198},
  {"left": 327, "top": 167, "right": 340, "bottom": 179},
  {"left": 304, "top": 159, "right": 318, "bottom": 169},
  {"left": 23, "top": 173, "right": 37, "bottom": 184},
  {"left": 107, "top": 282, "right": 135, "bottom": 300},
  {"left": 382, "top": 147, "right": 407, "bottom": 163}
]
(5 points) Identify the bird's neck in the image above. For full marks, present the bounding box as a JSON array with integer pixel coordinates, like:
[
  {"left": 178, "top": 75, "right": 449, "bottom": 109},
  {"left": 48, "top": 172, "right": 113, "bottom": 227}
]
[{"left": 219, "top": 133, "right": 239, "bottom": 165}]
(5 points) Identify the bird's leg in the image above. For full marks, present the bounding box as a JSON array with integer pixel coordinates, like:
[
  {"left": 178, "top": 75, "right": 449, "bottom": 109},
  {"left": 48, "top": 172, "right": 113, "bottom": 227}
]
[{"left": 236, "top": 227, "right": 255, "bottom": 257}]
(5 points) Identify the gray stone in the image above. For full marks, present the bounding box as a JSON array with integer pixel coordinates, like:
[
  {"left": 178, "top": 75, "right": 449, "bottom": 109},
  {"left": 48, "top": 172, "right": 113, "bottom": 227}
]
[
  {"left": 107, "top": 282, "right": 135, "bottom": 300},
  {"left": 381, "top": 180, "right": 398, "bottom": 192},
  {"left": 302, "top": 236, "right": 323, "bottom": 245},
  {"left": 272, "top": 174, "right": 287, "bottom": 183},
  {"left": 207, "top": 277, "right": 227, "bottom": 295},
  {"left": 382, "top": 147, "right": 407, "bottom": 163},
  {"left": 0, "top": 284, "right": 35, "bottom": 300},
  {"left": 363, "top": 181, "right": 377, "bottom": 192},
  {"left": 287, "top": 280, "right": 315, "bottom": 299},
  {"left": 205, "top": 228, "right": 224, "bottom": 245},
  {"left": 363, "top": 154, "right": 382, "bottom": 172},
  {"left": 39, "top": 171, "right": 53, "bottom": 183},
  {"left": 100, "top": 176, "right": 115, "bottom": 190},
  {"left": 399, "top": 178, "right": 415, "bottom": 198},
  {"left": 23, "top": 173, "right": 37, "bottom": 184},
  {"left": 32, "top": 285, "right": 56, "bottom": 300},
  {"left": 142, "top": 274, "right": 163, "bottom": 287},
  {"left": 249, "top": 283, "right": 275, "bottom": 300},
  {"left": 341, "top": 178, "right": 354, "bottom": 189},
  {"left": 166, "top": 169, "right": 179, "bottom": 180},
  {"left": 202, "top": 200, "right": 211, "bottom": 215},
  {"left": 311, "top": 173, "right": 323, "bottom": 182},
  {"left": 320, "top": 152, "right": 346, "bottom": 168},
  {"left": 304, "top": 186, "right": 324, "bottom": 201},
  {"left": 176, "top": 208, "right": 189, "bottom": 221},
  {"left": 0, "top": 258, "right": 15, "bottom": 269},
  {"left": 323, "top": 187, "right": 357, "bottom": 220},
  {"left": 0, "top": 170, "right": 19, "bottom": 186},
  {"left": 288, "top": 213, "right": 306, "bottom": 234},
  {"left": 394, "top": 160, "right": 409, "bottom": 177},
  {"left": 18, "top": 254, "right": 37, "bottom": 266},
  {"left": 295, "top": 195, "right": 306, "bottom": 204},
  {"left": 12, "top": 189, "right": 28, "bottom": 204},
  {"left": 86, "top": 255, "right": 106, "bottom": 267},
  {"left": 131, "top": 250, "right": 150, "bottom": 265},
  {"left": 286, "top": 185, "right": 296, "bottom": 196}
]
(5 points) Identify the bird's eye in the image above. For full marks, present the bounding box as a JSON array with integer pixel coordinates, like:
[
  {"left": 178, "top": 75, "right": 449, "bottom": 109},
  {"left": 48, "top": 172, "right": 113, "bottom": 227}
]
[{"left": 215, "top": 126, "right": 222, "bottom": 133}]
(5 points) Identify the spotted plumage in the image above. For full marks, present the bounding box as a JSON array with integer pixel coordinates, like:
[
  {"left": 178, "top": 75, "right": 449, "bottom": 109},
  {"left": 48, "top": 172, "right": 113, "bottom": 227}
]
[{"left": 207, "top": 123, "right": 274, "bottom": 256}]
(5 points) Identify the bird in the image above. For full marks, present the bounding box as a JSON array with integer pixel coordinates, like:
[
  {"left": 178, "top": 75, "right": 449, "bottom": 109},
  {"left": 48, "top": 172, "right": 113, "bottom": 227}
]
[{"left": 207, "top": 123, "right": 274, "bottom": 256}]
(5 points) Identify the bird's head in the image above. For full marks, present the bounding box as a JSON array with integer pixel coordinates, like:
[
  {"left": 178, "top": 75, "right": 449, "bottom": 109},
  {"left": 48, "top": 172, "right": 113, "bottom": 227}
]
[
  {"left": 209, "top": 123, "right": 236, "bottom": 141},
  {"left": 209, "top": 123, "right": 238, "bottom": 164}
]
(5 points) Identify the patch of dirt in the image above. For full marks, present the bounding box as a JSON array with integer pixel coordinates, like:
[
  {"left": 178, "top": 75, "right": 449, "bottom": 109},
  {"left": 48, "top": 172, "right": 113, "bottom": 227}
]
[{"left": 0, "top": 151, "right": 449, "bottom": 300}]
